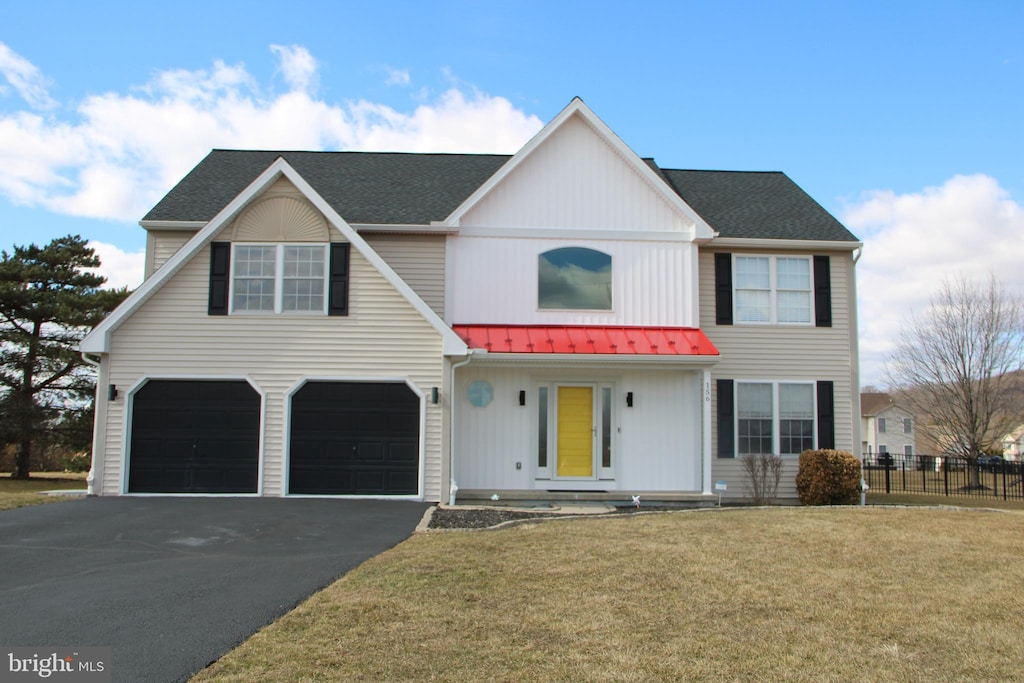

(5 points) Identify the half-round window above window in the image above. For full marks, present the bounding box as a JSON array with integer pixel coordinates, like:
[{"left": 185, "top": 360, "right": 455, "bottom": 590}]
[
  {"left": 233, "top": 196, "right": 328, "bottom": 242},
  {"left": 538, "top": 247, "right": 612, "bottom": 310}
]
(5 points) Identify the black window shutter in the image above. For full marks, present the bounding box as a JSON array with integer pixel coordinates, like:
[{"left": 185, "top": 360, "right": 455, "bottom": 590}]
[
  {"left": 715, "top": 253, "right": 733, "bottom": 325},
  {"left": 813, "top": 255, "right": 832, "bottom": 328},
  {"left": 328, "top": 242, "right": 350, "bottom": 316},
  {"left": 717, "top": 379, "right": 735, "bottom": 458},
  {"left": 817, "top": 380, "right": 835, "bottom": 450},
  {"left": 208, "top": 242, "right": 230, "bottom": 315}
]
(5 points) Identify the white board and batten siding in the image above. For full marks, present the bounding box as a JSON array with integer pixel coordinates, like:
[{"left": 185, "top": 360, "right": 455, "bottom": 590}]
[
  {"left": 100, "top": 246, "right": 447, "bottom": 500},
  {"left": 454, "top": 366, "right": 703, "bottom": 492},
  {"left": 699, "top": 248, "right": 859, "bottom": 500},
  {"left": 448, "top": 237, "right": 699, "bottom": 327},
  {"left": 459, "top": 112, "right": 691, "bottom": 233}
]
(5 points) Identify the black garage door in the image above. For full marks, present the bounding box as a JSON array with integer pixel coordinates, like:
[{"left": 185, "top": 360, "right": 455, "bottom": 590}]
[
  {"left": 128, "top": 380, "right": 260, "bottom": 493},
  {"left": 289, "top": 381, "right": 420, "bottom": 495}
]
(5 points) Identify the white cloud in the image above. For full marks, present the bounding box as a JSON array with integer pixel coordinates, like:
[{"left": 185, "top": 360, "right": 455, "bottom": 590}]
[
  {"left": 0, "top": 44, "right": 544, "bottom": 222},
  {"left": 87, "top": 241, "right": 144, "bottom": 290},
  {"left": 842, "top": 174, "right": 1024, "bottom": 387},
  {"left": 270, "top": 44, "right": 318, "bottom": 93},
  {"left": 0, "top": 42, "right": 57, "bottom": 110},
  {"left": 385, "top": 67, "right": 411, "bottom": 86}
]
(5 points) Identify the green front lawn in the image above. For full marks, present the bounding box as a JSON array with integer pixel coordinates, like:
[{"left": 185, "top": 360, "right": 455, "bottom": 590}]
[
  {"left": 192, "top": 507, "right": 1024, "bottom": 682},
  {"left": 0, "top": 472, "right": 87, "bottom": 510}
]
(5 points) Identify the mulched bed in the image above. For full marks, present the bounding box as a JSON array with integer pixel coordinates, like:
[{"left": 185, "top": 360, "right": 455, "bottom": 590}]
[
  {"left": 428, "top": 505, "right": 711, "bottom": 529},
  {"left": 428, "top": 508, "right": 563, "bottom": 529}
]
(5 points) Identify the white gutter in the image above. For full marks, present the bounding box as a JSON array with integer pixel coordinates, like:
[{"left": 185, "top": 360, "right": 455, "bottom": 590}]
[
  {"left": 80, "top": 352, "right": 103, "bottom": 496},
  {"left": 448, "top": 351, "right": 475, "bottom": 506}
]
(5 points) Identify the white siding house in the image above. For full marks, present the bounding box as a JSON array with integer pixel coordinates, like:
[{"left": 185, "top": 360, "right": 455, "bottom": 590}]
[{"left": 80, "top": 98, "right": 861, "bottom": 503}]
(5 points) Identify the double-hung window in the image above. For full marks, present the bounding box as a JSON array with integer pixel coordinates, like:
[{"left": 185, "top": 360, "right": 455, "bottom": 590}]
[
  {"left": 736, "top": 381, "right": 816, "bottom": 456},
  {"left": 734, "top": 255, "right": 812, "bottom": 324},
  {"left": 232, "top": 244, "right": 327, "bottom": 314}
]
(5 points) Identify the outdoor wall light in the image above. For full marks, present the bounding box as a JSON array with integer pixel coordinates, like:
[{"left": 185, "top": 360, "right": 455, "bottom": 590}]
[
  {"left": 431, "top": 387, "right": 439, "bottom": 404},
  {"left": 107, "top": 384, "right": 118, "bottom": 401},
  {"left": 626, "top": 391, "right": 633, "bottom": 408},
  {"left": 519, "top": 390, "right": 526, "bottom": 406}
]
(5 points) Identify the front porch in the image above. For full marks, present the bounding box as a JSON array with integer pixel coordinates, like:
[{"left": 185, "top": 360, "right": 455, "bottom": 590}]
[{"left": 450, "top": 354, "right": 718, "bottom": 502}]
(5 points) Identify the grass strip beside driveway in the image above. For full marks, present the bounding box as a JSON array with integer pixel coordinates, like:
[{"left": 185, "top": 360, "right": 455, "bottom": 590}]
[
  {"left": 0, "top": 473, "right": 86, "bottom": 510},
  {"left": 192, "top": 507, "right": 1024, "bottom": 682}
]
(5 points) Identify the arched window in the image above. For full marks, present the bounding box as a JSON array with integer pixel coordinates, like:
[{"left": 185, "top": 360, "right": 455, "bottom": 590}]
[{"left": 538, "top": 247, "right": 612, "bottom": 310}]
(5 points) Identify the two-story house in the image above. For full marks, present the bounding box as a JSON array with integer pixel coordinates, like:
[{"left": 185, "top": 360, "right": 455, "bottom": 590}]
[
  {"left": 80, "top": 98, "right": 861, "bottom": 502},
  {"left": 860, "top": 392, "right": 916, "bottom": 463}
]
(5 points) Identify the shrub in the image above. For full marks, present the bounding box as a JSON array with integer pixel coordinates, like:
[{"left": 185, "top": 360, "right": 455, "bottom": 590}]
[
  {"left": 740, "top": 453, "right": 783, "bottom": 505},
  {"left": 796, "top": 449, "right": 861, "bottom": 505},
  {"left": 62, "top": 451, "right": 91, "bottom": 473}
]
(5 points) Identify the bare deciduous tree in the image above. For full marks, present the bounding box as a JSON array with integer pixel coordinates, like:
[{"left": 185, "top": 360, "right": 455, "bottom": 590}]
[{"left": 886, "top": 275, "right": 1024, "bottom": 488}]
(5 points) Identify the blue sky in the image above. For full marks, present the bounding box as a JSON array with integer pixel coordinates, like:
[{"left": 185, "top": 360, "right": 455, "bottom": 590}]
[{"left": 1, "top": 0, "right": 1022, "bottom": 385}]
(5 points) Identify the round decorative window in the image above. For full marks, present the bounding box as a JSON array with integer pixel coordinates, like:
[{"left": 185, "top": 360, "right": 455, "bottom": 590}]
[{"left": 466, "top": 380, "right": 494, "bottom": 407}]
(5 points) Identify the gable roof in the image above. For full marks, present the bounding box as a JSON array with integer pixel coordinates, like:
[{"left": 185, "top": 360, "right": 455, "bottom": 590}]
[
  {"left": 83, "top": 158, "right": 469, "bottom": 355},
  {"left": 440, "top": 98, "right": 716, "bottom": 239},
  {"left": 143, "top": 125, "right": 858, "bottom": 243},
  {"left": 860, "top": 392, "right": 914, "bottom": 418}
]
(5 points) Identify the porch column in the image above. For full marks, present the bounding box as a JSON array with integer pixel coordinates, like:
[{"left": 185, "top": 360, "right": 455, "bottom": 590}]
[{"left": 702, "top": 368, "right": 713, "bottom": 495}]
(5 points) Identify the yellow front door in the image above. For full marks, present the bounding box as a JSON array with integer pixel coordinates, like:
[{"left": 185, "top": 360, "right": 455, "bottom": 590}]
[{"left": 557, "top": 386, "right": 594, "bottom": 477}]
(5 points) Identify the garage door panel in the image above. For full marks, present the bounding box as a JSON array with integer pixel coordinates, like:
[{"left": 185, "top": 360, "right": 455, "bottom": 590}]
[
  {"left": 289, "top": 381, "right": 420, "bottom": 495},
  {"left": 357, "top": 442, "right": 385, "bottom": 461},
  {"left": 388, "top": 442, "right": 418, "bottom": 463},
  {"left": 128, "top": 380, "right": 260, "bottom": 494}
]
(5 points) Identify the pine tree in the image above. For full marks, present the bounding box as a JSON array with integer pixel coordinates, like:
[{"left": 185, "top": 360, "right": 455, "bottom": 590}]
[{"left": 0, "top": 235, "right": 128, "bottom": 478}]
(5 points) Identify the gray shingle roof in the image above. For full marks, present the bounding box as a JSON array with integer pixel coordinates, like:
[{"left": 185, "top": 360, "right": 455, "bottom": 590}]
[
  {"left": 144, "top": 150, "right": 859, "bottom": 242},
  {"left": 661, "top": 170, "right": 858, "bottom": 241},
  {"left": 144, "top": 150, "right": 512, "bottom": 225}
]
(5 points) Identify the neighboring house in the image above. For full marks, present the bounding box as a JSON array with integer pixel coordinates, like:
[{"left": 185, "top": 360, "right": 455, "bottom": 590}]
[
  {"left": 1002, "top": 426, "right": 1024, "bottom": 461},
  {"left": 80, "top": 98, "right": 862, "bottom": 503},
  {"left": 861, "top": 392, "right": 916, "bottom": 461}
]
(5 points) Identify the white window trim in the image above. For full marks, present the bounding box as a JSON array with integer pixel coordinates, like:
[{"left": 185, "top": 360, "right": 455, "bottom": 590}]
[
  {"left": 733, "top": 254, "right": 813, "bottom": 326},
  {"left": 229, "top": 243, "right": 329, "bottom": 315},
  {"left": 735, "top": 380, "right": 817, "bottom": 456}
]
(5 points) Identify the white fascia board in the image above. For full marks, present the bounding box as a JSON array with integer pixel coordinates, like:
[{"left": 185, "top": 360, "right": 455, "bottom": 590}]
[
  {"left": 81, "top": 157, "right": 469, "bottom": 356},
  {"left": 81, "top": 159, "right": 292, "bottom": 353},
  {"left": 708, "top": 237, "right": 864, "bottom": 251},
  {"left": 139, "top": 220, "right": 208, "bottom": 231},
  {"left": 441, "top": 98, "right": 716, "bottom": 241},
  {"left": 351, "top": 223, "right": 458, "bottom": 235}
]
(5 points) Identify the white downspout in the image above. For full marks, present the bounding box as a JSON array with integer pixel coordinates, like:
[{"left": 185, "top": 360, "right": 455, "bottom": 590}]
[
  {"left": 448, "top": 351, "right": 474, "bottom": 506},
  {"left": 80, "top": 352, "right": 103, "bottom": 496}
]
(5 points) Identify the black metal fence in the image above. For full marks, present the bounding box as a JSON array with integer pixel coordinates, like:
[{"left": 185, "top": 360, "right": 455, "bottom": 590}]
[{"left": 861, "top": 453, "right": 1024, "bottom": 501}]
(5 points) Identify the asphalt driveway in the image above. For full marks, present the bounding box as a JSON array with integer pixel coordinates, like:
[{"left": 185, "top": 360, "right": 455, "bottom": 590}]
[{"left": 0, "top": 497, "right": 429, "bottom": 682}]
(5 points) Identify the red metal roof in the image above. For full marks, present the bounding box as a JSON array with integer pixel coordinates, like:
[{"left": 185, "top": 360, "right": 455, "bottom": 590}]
[{"left": 452, "top": 325, "right": 719, "bottom": 356}]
